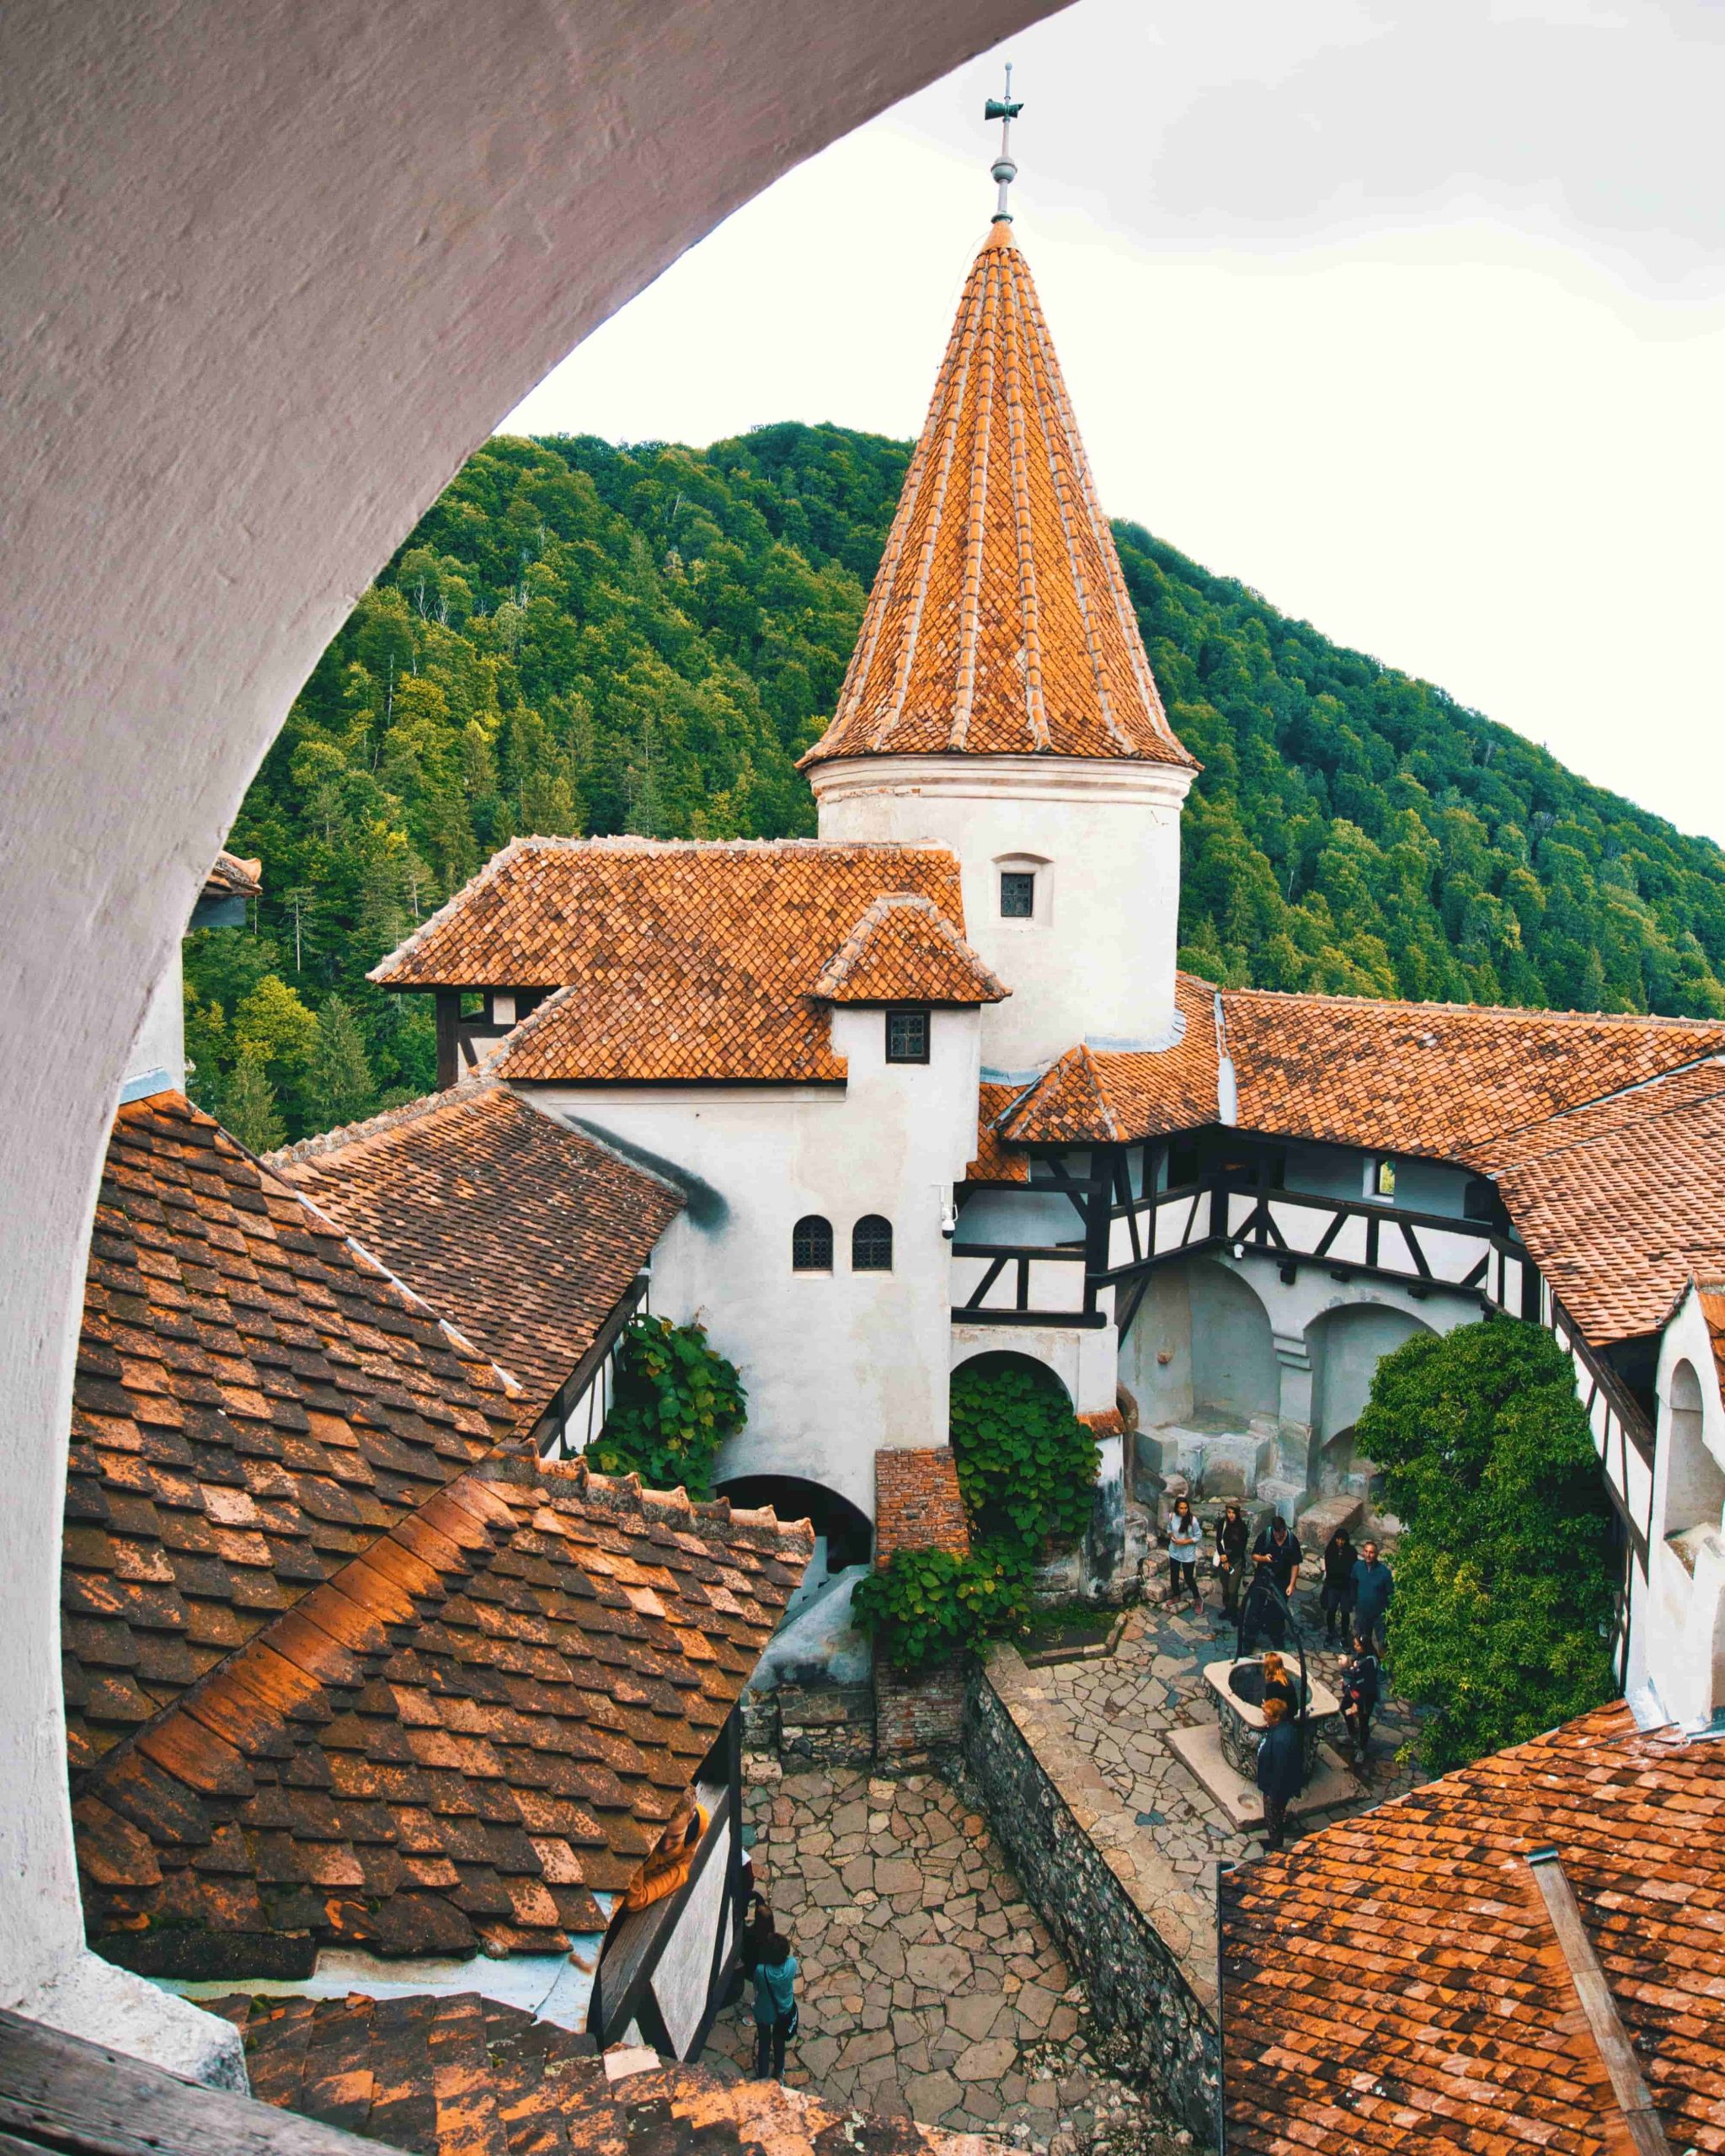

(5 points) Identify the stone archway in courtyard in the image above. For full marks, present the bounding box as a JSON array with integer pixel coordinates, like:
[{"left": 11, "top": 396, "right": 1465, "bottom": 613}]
[
  {"left": 0, "top": 0, "right": 1055, "bottom": 2044},
  {"left": 1305, "top": 1302, "right": 1435, "bottom": 1496}
]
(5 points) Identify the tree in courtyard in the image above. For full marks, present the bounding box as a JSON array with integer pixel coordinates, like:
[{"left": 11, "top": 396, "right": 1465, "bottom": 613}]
[{"left": 1355, "top": 1314, "right": 1616, "bottom": 1772}]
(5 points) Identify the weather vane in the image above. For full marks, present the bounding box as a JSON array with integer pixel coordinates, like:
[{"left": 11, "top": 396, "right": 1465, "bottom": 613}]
[{"left": 985, "top": 61, "right": 1023, "bottom": 222}]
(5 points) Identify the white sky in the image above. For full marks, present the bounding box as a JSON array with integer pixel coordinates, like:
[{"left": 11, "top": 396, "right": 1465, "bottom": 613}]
[{"left": 501, "top": 0, "right": 1725, "bottom": 847}]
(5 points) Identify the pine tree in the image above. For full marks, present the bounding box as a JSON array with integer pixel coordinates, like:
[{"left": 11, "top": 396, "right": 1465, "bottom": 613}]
[
  {"left": 217, "top": 1047, "right": 287, "bottom": 1154},
  {"left": 305, "top": 995, "right": 377, "bottom": 1134}
]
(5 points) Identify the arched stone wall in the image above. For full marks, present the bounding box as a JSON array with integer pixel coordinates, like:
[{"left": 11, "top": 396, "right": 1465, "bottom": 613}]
[
  {"left": 0, "top": 0, "right": 1054, "bottom": 2047},
  {"left": 1188, "top": 1257, "right": 1279, "bottom": 1426},
  {"left": 1666, "top": 1359, "right": 1725, "bottom": 1535},
  {"left": 952, "top": 1346, "right": 1076, "bottom": 1408},
  {"left": 1306, "top": 1303, "right": 1434, "bottom": 1490}
]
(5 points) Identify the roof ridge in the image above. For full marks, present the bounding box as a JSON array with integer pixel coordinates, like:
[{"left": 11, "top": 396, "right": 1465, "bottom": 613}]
[
  {"left": 1485, "top": 1056, "right": 1725, "bottom": 1171},
  {"left": 263, "top": 1067, "right": 501, "bottom": 1169},
  {"left": 811, "top": 889, "right": 1008, "bottom": 1003},
  {"left": 1221, "top": 982, "right": 1725, "bottom": 1030},
  {"left": 531, "top": 1454, "right": 814, "bottom": 1550}
]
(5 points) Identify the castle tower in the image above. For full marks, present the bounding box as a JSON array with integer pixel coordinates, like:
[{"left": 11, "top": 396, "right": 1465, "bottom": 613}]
[{"left": 802, "top": 113, "right": 1197, "bottom": 1080}]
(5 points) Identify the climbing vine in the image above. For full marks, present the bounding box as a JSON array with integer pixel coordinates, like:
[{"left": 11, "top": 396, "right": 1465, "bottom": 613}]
[
  {"left": 586, "top": 1315, "right": 745, "bottom": 1500},
  {"left": 851, "top": 1545, "right": 1028, "bottom": 1672}
]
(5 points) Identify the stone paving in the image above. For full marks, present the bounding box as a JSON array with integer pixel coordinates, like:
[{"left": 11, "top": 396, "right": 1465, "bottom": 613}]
[
  {"left": 1031, "top": 1577, "right": 1427, "bottom": 1882},
  {"left": 704, "top": 1766, "right": 1189, "bottom": 2156}
]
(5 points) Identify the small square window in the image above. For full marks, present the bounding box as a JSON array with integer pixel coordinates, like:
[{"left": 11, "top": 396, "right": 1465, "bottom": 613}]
[
  {"left": 1000, "top": 870, "right": 1036, "bottom": 920},
  {"left": 1375, "top": 1157, "right": 1397, "bottom": 1199},
  {"left": 885, "top": 1007, "right": 930, "bottom": 1064}
]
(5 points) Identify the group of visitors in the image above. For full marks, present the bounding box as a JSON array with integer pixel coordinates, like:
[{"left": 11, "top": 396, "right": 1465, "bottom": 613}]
[{"left": 1163, "top": 1498, "right": 1393, "bottom": 1657}]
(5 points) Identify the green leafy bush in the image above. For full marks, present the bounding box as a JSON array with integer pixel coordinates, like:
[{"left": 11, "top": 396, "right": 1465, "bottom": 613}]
[
  {"left": 851, "top": 1545, "right": 1029, "bottom": 1672},
  {"left": 586, "top": 1315, "right": 745, "bottom": 1499},
  {"left": 948, "top": 1356, "right": 1100, "bottom": 1556},
  {"left": 1354, "top": 1314, "right": 1616, "bottom": 1771}
]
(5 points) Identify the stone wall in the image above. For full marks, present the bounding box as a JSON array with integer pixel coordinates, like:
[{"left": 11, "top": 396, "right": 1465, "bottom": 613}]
[
  {"left": 962, "top": 1643, "right": 1219, "bottom": 2136},
  {"left": 872, "top": 1447, "right": 969, "bottom": 1759}
]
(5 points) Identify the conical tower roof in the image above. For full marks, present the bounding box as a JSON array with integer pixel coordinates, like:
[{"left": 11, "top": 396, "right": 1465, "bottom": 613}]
[{"left": 802, "top": 223, "right": 1195, "bottom": 771}]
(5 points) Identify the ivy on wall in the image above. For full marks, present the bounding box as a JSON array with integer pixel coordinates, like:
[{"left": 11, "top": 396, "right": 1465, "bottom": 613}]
[{"left": 586, "top": 1315, "right": 745, "bottom": 1501}]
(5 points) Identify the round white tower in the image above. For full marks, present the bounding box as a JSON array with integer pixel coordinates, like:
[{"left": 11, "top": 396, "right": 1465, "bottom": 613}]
[{"left": 802, "top": 215, "right": 1196, "bottom": 1081}]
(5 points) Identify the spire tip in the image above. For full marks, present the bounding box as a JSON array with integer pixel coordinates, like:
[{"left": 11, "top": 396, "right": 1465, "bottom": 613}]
[{"left": 983, "top": 61, "right": 1023, "bottom": 223}]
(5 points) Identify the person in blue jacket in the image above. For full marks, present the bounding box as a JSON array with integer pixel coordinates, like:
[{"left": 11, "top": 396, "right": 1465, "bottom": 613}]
[
  {"left": 1349, "top": 1540, "right": 1394, "bottom": 1655},
  {"left": 752, "top": 1931, "right": 799, "bottom": 2081},
  {"left": 1256, "top": 1697, "right": 1305, "bottom": 1851}
]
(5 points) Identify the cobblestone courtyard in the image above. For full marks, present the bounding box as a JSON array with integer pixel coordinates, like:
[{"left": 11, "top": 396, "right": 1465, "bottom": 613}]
[
  {"left": 705, "top": 1580, "right": 1420, "bottom": 2148},
  {"left": 704, "top": 1766, "right": 1185, "bottom": 2154}
]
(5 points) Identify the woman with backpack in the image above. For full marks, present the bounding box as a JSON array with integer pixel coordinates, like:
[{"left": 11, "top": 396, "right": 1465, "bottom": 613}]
[{"left": 751, "top": 1931, "right": 799, "bottom": 2081}]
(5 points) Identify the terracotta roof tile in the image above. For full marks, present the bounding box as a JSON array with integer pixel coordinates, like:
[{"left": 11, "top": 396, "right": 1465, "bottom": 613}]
[
  {"left": 205, "top": 1991, "right": 1005, "bottom": 2156},
  {"left": 1221, "top": 1702, "right": 1725, "bottom": 2156},
  {"left": 811, "top": 893, "right": 1007, "bottom": 1005},
  {"left": 76, "top": 1454, "right": 811, "bottom": 1972},
  {"left": 63, "top": 1093, "right": 525, "bottom": 1775},
  {"left": 369, "top": 838, "right": 977, "bottom": 1084},
  {"left": 966, "top": 1083, "right": 1031, "bottom": 1183},
  {"left": 1483, "top": 1063, "right": 1725, "bottom": 1343},
  {"left": 206, "top": 850, "right": 263, "bottom": 899},
  {"left": 269, "top": 1084, "right": 682, "bottom": 1421},
  {"left": 1000, "top": 975, "right": 1221, "bottom": 1146},
  {"left": 801, "top": 225, "right": 1194, "bottom": 774},
  {"left": 1223, "top": 989, "right": 1725, "bottom": 1161}
]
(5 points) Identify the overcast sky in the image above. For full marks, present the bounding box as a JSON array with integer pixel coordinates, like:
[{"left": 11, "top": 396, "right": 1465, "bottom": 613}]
[{"left": 501, "top": 0, "right": 1725, "bottom": 847}]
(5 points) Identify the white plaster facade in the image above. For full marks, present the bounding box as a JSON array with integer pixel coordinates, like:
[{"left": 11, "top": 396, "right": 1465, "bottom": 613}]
[
  {"left": 528, "top": 1004, "right": 982, "bottom": 1523},
  {"left": 1641, "top": 1289, "right": 1725, "bottom": 1728},
  {"left": 812, "top": 755, "right": 1193, "bottom": 1075}
]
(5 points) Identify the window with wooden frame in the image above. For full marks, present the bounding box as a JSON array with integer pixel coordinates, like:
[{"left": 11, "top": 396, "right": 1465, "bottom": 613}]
[
  {"left": 852, "top": 1215, "right": 894, "bottom": 1272},
  {"left": 999, "top": 869, "right": 1036, "bottom": 919},
  {"left": 791, "top": 1214, "right": 833, "bottom": 1272},
  {"left": 884, "top": 1006, "right": 930, "bottom": 1064}
]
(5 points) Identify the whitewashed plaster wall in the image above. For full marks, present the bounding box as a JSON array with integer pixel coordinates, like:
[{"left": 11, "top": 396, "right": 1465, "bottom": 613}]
[
  {"left": 0, "top": 0, "right": 1053, "bottom": 2066},
  {"left": 1647, "top": 1290, "right": 1725, "bottom": 1726},
  {"left": 813, "top": 757, "right": 1193, "bottom": 1075},
  {"left": 534, "top": 1006, "right": 981, "bottom": 1524},
  {"left": 950, "top": 1320, "right": 1119, "bottom": 1419}
]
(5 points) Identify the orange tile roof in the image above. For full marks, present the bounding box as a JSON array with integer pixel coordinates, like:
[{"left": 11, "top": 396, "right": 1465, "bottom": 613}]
[
  {"left": 270, "top": 1082, "right": 682, "bottom": 1421},
  {"left": 206, "top": 1991, "right": 1005, "bottom": 2156},
  {"left": 369, "top": 837, "right": 980, "bottom": 1083},
  {"left": 1485, "top": 1064, "right": 1725, "bottom": 1343},
  {"left": 1223, "top": 989, "right": 1725, "bottom": 1161},
  {"left": 967, "top": 1081, "right": 1032, "bottom": 1182},
  {"left": 811, "top": 891, "right": 1007, "bottom": 1004},
  {"left": 63, "top": 1091, "right": 524, "bottom": 1775},
  {"left": 1220, "top": 1701, "right": 1725, "bottom": 2156},
  {"left": 205, "top": 850, "right": 263, "bottom": 899},
  {"left": 1698, "top": 1284, "right": 1725, "bottom": 1399},
  {"left": 999, "top": 974, "right": 1221, "bottom": 1145},
  {"left": 800, "top": 224, "right": 1195, "bottom": 773},
  {"left": 76, "top": 1453, "right": 809, "bottom": 1972}
]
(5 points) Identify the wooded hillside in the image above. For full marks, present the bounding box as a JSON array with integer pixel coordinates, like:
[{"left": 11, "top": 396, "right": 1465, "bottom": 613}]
[{"left": 189, "top": 423, "right": 1725, "bottom": 1145}]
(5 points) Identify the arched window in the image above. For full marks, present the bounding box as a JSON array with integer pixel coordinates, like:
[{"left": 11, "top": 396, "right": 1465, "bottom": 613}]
[
  {"left": 852, "top": 1214, "right": 894, "bottom": 1272},
  {"left": 792, "top": 1214, "right": 833, "bottom": 1272}
]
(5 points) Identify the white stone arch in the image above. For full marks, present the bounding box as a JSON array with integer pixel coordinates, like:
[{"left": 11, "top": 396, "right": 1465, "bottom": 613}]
[
  {"left": 1, "top": 0, "right": 1054, "bottom": 2054},
  {"left": 951, "top": 1345, "right": 1076, "bottom": 1411},
  {"left": 1305, "top": 1301, "right": 1436, "bottom": 1493},
  {"left": 1666, "top": 1358, "right": 1725, "bottom": 1537},
  {"left": 1187, "top": 1256, "right": 1280, "bottom": 1426}
]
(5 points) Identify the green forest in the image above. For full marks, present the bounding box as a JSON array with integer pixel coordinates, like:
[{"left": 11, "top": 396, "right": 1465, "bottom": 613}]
[{"left": 186, "top": 422, "right": 1725, "bottom": 1147}]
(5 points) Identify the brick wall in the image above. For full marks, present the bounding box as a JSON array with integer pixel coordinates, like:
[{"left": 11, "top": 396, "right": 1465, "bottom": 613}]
[
  {"left": 874, "top": 1446, "right": 970, "bottom": 1561},
  {"left": 873, "top": 1447, "right": 969, "bottom": 1760}
]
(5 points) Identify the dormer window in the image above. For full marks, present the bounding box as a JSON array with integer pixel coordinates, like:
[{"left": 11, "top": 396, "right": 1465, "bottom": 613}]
[
  {"left": 1000, "top": 871, "right": 1036, "bottom": 920},
  {"left": 885, "top": 1007, "right": 930, "bottom": 1064}
]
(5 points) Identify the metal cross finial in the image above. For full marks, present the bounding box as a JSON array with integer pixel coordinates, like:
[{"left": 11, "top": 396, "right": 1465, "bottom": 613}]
[{"left": 984, "top": 61, "right": 1023, "bottom": 222}]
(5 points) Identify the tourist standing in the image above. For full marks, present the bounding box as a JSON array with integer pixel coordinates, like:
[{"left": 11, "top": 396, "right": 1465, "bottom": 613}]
[
  {"left": 1165, "top": 1495, "right": 1204, "bottom": 1613},
  {"left": 1350, "top": 1540, "right": 1394, "bottom": 1655},
  {"left": 1216, "top": 1501, "right": 1249, "bottom": 1623},
  {"left": 1339, "top": 1636, "right": 1381, "bottom": 1769},
  {"left": 1249, "top": 1516, "right": 1302, "bottom": 1646},
  {"left": 1256, "top": 1697, "right": 1305, "bottom": 1852},
  {"left": 1258, "top": 1651, "right": 1300, "bottom": 1716},
  {"left": 1319, "top": 1526, "right": 1357, "bottom": 1643},
  {"left": 751, "top": 1932, "right": 799, "bottom": 2081}
]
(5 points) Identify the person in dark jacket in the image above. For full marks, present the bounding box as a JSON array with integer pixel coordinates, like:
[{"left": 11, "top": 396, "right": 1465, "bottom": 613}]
[
  {"left": 1258, "top": 1651, "right": 1300, "bottom": 1715},
  {"left": 1350, "top": 1541, "right": 1394, "bottom": 1654},
  {"left": 1216, "top": 1502, "right": 1249, "bottom": 1622},
  {"left": 1248, "top": 1517, "right": 1302, "bottom": 1646},
  {"left": 1256, "top": 1697, "right": 1305, "bottom": 1850},
  {"left": 739, "top": 1892, "right": 775, "bottom": 1977},
  {"left": 1339, "top": 1636, "right": 1381, "bottom": 1768},
  {"left": 751, "top": 1932, "right": 798, "bottom": 2080},
  {"left": 1320, "top": 1527, "right": 1357, "bottom": 1642}
]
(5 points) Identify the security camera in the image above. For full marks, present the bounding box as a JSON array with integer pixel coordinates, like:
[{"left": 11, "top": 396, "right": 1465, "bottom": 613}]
[{"left": 940, "top": 1198, "right": 959, "bottom": 1241}]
